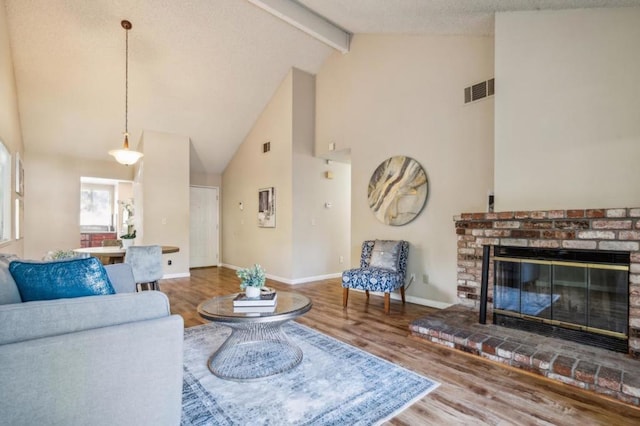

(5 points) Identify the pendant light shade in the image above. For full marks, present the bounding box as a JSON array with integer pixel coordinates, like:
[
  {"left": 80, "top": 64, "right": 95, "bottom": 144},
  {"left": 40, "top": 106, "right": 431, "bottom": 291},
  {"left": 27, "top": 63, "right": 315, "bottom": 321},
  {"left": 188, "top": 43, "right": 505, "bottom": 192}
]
[{"left": 109, "top": 20, "right": 143, "bottom": 166}]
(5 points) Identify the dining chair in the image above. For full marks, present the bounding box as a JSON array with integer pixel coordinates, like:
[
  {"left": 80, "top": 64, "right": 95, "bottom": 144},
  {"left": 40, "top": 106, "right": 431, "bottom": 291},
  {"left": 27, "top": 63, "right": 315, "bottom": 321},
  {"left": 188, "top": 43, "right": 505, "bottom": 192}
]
[
  {"left": 99, "top": 239, "right": 123, "bottom": 264},
  {"left": 124, "top": 245, "right": 163, "bottom": 291},
  {"left": 101, "top": 239, "right": 122, "bottom": 247}
]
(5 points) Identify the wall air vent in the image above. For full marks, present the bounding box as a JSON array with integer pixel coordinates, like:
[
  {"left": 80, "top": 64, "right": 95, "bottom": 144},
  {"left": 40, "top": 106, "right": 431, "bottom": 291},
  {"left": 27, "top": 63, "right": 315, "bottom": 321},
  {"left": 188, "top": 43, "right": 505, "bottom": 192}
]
[{"left": 464, "top": 78, "right": 495, "bottom": 104}]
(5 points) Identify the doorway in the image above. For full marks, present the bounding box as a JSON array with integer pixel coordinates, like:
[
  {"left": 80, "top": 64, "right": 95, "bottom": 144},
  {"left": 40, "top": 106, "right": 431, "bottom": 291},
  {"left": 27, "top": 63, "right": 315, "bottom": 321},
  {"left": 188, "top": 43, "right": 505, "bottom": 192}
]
[{"left": 190, "top": 186, "right": 219, "bottom": 268}]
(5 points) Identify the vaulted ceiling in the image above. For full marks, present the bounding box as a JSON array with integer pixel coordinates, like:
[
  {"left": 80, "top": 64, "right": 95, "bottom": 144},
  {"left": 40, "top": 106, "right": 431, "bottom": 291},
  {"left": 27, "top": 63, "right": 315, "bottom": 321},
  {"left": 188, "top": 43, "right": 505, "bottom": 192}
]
[{"left": 5, "top": 0, "right": 640, "bottom": 175}]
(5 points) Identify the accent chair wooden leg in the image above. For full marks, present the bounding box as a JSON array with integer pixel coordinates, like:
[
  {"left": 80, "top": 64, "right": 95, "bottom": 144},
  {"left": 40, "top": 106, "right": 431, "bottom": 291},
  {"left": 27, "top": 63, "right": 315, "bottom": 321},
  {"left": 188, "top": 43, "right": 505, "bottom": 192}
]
[
  {"left": 384, "top": 293, "right": 390, "bottom": 314},
  {"left": 343, "top": 287, "right": 349, "bottom": 309},
  {"left": 365, "top": 290, "right": 370, "bottom": 299},
  {"left": 400, "top": 285, "right": 406, "bottom": 304}
]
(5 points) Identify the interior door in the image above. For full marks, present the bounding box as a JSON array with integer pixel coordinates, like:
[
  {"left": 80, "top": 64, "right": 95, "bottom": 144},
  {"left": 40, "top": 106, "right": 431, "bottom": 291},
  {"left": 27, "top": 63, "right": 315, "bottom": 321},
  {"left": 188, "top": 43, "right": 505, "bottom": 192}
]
[{"left": 189, "top": 186, "right": 219, "bottom": 268}]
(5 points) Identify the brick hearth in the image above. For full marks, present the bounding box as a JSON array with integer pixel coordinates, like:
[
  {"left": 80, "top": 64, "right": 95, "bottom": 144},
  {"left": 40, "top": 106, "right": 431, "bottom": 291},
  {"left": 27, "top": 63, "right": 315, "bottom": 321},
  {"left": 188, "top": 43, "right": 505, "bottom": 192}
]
[
  {"left": 453, "top": 207, "right": 640, "bottom": 358},
  {"left": 410, "top": 305, "right": 640, "bottom": 406}
]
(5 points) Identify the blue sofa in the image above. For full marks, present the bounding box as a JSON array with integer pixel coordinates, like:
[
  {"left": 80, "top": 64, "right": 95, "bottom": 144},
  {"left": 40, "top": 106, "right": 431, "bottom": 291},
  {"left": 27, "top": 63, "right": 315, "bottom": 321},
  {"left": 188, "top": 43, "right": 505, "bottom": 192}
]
[{"left": 0, "top": 254, "right": 184, "bottom": 426}]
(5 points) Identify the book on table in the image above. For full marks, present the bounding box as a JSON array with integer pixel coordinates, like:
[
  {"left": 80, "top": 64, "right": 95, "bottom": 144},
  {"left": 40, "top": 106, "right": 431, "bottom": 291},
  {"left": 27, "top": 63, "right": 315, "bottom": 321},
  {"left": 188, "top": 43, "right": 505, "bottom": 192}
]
[
  {"left": 233, "top": 305, "right": 277, "bottom": 314},
  {"left": 233, "top": 291, "right": 277, "bottom": 306}
]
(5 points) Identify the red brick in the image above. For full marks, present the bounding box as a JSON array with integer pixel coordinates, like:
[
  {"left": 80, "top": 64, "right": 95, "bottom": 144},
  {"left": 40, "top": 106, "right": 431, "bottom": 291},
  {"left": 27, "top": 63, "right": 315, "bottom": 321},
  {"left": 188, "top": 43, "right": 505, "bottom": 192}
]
[
  {"left": 481, "top": 337, "right": 504, "bottom": 355},
  {"left": 521, "top": 220, "right": 553, "bottom": 229},
  {"left": 555, "top": 220, "right": 590, "bottom": 230},
  {"left": 532, "top": 351, "right": 555, "bottom": 371},
  {"left": 567, "top": 209, "right": 585, "bottom": 218},
  {"left": 597, "top": 366, "right": 623, "bottom": 391},
  {"left": 515, "top": 211, "right": 530, "bottom": 219},
  {"left": 497, "top": 211, "right": 514, "bottom": 219},
  {"left": 592, "top": 220, "right": 632, "bottom": 229},
  {"left": 551, "top": 355, "right": 577, "bottom": 377},
  {"left": 619, "top": 231, "right": 640, "bottom": 240},
  {"left": 548, "top": 210, "right": 565, "bottom": 219},
  {"left": 586, "top": 209, "right": 606, "bottom": 218},
  {"left": 575, "top": 361, "right": 598, "bottom": 384},
  {"left": 510, "top": 230, "right": 540, "bottom": 238},
  {"left": 513, "top": 345, "right": 536, "bottom": 365},
  {"left": 530, "top": 211, "right": 548, "bottom": 219},
  {"left": 542, "top": 230, "right": 575, "bottom": 239}
]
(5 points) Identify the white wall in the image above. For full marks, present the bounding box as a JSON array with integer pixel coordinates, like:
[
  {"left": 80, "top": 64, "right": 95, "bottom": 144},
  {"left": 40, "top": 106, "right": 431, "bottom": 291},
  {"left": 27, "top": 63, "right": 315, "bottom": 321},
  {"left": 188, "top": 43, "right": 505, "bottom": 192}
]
[
  {"left": 222, "top": 68, "right": 351, "bottom": 282},
  {"left": 315, "top": 34, "right": 495, "bottom": 304},
  {"left": 0, "top": 0, "right": 24, "bottom": 256},
  {"left": 190, "top": 172, "right": 221, "bottom": 187},
  {"left": 137, "top": 130, "right": 190, "bottom": 277},
  {"left": 292, "top": 69, "right": 351, "bottom": 279},
  {"left": 222, "top": 71, "right": 294, "bottom": 278},
  {"left": 24, "top": 152, "right": 132, "bottom": 259},
  {"left": 495, "top": 7, "right": 640, "bottom": 211}
]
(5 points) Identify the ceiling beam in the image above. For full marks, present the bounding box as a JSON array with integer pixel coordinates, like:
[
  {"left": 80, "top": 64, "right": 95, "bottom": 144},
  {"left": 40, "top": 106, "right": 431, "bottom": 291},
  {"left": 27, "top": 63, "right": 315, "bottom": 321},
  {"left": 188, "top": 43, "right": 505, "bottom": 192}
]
[{"left": 247, "top": 0, "right": 350, "bottom": 53}]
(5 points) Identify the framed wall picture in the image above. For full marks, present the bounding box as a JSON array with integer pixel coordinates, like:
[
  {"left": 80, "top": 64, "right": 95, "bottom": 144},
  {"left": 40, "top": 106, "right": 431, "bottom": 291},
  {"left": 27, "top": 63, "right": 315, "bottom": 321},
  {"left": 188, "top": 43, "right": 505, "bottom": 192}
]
[
  {"left": 15, "top": 152, "right": 24, "bottom": 195},
  {"left": 257, "top": 187, "right": 275, "bottom": 228},
  {"left": 15, "top": 198, "right": 22, "bottom": 240},
  {"left": 0, "top": 141, "right": 10, "bottom": 243}
]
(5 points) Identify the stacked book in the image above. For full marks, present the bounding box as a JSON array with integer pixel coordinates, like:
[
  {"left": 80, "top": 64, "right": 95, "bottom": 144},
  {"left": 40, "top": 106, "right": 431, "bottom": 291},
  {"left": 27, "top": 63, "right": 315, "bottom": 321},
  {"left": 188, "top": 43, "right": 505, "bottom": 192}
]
[{"left": 233, "top": 291, "right": 277, "bottom": 313}]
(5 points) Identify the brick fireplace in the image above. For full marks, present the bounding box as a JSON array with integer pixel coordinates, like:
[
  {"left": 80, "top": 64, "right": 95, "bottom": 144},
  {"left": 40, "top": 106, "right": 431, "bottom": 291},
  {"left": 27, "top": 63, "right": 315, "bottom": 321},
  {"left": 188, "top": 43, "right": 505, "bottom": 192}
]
[{"left": 454, "top": 207, "right": 640, "bottom": 358}]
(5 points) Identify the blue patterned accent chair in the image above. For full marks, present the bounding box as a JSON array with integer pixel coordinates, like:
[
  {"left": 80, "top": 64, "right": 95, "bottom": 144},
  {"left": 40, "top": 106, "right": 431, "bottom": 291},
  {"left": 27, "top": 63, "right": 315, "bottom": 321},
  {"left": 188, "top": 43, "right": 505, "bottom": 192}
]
[{"left": 342, "top": 240, "right": 409, "bottom": 314}]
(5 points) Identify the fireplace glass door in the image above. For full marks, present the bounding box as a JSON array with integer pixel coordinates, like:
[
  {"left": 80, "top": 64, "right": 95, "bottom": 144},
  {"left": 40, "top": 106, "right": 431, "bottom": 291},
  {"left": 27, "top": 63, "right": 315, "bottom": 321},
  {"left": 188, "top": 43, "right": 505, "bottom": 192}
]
[{"left": 493, "top": 247, "right": 629, "bottom": 351}]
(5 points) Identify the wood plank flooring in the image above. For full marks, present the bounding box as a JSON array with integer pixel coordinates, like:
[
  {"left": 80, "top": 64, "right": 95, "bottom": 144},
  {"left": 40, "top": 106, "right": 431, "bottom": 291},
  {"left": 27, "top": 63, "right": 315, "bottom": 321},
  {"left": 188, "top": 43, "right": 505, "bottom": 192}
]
[{"left": 160, "top": 267, "right": 640, "bottom": 425}]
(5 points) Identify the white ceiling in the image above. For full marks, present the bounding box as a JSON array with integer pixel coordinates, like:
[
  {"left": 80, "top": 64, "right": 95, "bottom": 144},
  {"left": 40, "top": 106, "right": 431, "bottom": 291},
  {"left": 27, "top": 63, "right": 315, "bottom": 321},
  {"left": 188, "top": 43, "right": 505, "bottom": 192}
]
[{"left": 5, "top": 0, "right": 640, "bottom": 175}]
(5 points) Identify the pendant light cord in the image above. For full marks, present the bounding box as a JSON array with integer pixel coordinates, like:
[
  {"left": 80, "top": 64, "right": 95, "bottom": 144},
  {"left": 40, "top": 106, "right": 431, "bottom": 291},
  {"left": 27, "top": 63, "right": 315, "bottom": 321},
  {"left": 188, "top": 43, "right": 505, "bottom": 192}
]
[{"left": 125, "top": 24, "right": 129, "bottom": 137}]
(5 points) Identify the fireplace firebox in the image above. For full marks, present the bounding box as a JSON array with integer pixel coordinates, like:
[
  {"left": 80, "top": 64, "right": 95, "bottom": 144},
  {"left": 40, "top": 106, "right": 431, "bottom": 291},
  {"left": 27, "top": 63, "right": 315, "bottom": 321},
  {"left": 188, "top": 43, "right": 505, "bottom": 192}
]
[{"left": 493, "top": 246, "right": 629, "bottom": 352}]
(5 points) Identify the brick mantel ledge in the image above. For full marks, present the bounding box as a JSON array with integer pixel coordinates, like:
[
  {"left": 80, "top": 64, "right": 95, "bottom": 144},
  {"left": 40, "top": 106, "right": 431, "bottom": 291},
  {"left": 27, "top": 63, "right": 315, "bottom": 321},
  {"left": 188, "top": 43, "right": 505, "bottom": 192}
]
[{"left": 453, "top": 207, "right": 640, "bottom": 358}]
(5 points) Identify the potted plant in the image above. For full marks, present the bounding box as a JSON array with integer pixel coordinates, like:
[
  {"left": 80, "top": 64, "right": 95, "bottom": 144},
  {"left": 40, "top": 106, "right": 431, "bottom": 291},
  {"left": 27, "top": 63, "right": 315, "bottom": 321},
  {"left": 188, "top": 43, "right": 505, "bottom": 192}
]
[
  {"left": 120, "top": 229, "right": 136, "bottom": 249},
  {"left": 119, "top": 199, "right": 136, "bottom": 248},
  {"left": 236, "top": 264, "right": 266, "bottom": 298}
]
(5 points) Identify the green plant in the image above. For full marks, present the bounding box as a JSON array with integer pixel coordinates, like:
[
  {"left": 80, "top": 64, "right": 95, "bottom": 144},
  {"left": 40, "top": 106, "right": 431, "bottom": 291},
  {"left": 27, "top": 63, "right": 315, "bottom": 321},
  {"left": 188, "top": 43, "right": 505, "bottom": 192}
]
[
  {"left": 120, "top": 229, "right": 136, "bottom": 240},
  {"left": 236, "top": 264, "right": 266, "bottom": 289},
  {"left": 44, "top": 250, "right": 78, "bottom": 260}
]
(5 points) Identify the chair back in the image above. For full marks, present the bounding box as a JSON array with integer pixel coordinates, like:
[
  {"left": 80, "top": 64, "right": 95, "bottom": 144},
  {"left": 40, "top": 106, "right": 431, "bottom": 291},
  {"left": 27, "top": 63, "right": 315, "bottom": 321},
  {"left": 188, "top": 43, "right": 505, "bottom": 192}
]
[
  {"left": 360, "top": 240, "right": 409, "bottom": 279},
  {"left": 101, "top": 239, "right": 122, "bottom": 248},
  {"left": 124, "top": 245, "right": 163, "bottom": 283}
]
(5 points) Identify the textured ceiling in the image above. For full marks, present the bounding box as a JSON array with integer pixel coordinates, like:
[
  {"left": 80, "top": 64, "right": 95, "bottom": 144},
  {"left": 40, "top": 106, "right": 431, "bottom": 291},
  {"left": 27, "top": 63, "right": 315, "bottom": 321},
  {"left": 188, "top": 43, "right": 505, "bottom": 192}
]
[
  {"left": 5, "top": 0, "right": 640, "bottom": 174},
  {"left": 298, "top": 0, "right": 640, "bottom": 35}
]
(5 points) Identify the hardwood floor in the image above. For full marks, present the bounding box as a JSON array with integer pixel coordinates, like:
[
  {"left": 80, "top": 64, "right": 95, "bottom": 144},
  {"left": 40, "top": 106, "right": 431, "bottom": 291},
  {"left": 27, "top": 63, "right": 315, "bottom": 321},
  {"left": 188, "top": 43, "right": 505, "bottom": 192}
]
[{"left": 161, "top": 267, "right": 640, "bottom": 425}]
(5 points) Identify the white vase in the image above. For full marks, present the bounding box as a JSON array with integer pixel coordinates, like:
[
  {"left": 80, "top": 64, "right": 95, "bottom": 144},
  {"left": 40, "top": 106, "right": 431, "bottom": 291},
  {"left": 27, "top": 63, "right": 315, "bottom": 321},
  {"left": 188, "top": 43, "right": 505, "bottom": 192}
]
[
  {"left": 121, "top": 239, "right": 134, "bottom": 249},
  {"left": 244, "top": 286, "right": 261, "bottom": 298}
]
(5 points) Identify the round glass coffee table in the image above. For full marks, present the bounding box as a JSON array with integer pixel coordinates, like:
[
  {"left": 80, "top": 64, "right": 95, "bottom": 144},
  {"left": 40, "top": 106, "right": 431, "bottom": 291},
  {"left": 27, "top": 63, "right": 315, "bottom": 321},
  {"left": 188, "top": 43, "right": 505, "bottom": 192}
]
[{"left": 197, "top": 291, "right": 312, "bottom": 381}]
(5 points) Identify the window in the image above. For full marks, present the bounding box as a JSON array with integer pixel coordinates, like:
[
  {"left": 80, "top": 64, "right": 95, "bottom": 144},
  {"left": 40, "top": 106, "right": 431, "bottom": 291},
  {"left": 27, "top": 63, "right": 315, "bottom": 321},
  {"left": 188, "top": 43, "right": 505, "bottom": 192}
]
[
  {"left": 0, "top": 141, "right": 11, "bottom": 243},
  {"left": 80, "top": 183, "right": 115, "bottom": 231}
]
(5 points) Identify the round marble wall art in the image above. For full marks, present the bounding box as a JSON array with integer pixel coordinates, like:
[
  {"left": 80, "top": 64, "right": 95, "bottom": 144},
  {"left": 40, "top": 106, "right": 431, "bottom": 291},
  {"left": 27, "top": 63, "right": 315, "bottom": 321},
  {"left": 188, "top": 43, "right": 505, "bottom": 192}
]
[{"left": 367, "top": 156, "right": 428, "bottom": 226}]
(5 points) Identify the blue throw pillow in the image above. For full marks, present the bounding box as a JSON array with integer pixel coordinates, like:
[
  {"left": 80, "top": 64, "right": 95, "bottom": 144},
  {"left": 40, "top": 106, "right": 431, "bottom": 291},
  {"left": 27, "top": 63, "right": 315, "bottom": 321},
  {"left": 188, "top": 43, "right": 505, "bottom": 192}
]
[{"left": 9, "top": 257, "right": 116, "bottom": 302}]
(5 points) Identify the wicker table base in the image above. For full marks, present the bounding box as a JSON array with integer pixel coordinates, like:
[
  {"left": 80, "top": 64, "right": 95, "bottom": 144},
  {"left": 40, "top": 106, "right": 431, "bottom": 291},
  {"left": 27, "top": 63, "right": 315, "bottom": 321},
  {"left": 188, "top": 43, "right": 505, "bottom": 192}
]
[{"left": 208, "top": 320, "right": 303, "bottom": 380}]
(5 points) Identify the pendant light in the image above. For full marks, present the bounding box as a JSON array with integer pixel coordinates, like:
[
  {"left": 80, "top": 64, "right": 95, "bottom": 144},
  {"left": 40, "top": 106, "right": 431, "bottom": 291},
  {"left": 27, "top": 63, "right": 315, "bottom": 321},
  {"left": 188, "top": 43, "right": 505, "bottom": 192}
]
[{"left": 109, "top": 20, "right": 143, "bottom": 166}]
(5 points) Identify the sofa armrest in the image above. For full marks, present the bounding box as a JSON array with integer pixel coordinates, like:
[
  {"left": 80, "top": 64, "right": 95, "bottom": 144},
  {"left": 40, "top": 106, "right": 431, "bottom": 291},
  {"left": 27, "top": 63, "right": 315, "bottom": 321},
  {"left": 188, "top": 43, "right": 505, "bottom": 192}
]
[
  {"left": 0, "top": 291, "right": 171, "bottom": 345},
  {"left": 104, "top": 263, "right": 136, "bottom": 293},
  {"left": 0, "top": 315, "right": 184, "bottom": 426}
]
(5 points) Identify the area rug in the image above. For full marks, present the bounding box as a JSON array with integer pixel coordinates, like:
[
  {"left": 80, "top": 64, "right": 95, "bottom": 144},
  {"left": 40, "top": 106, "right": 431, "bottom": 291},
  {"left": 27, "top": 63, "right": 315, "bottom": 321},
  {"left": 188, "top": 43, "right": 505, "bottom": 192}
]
[{"left": 181, "top": 321, "right": 439, "bottom": 425}]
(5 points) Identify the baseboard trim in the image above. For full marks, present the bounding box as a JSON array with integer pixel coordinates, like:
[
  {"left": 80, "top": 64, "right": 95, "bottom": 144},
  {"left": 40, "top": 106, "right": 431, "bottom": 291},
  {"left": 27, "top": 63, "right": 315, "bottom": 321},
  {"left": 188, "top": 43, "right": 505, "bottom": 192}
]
[
  {"left": 162, "top": 272, "right": 191, "bottom": 279},
  {"left": 350, "top": 288, "right": 452, "bottom": 310},
  {"left": 221, "top": 264, "right": 342, "bottom": 285},
  {"left": 220, "top": 264, "right": 451, "bottom": 309}
]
